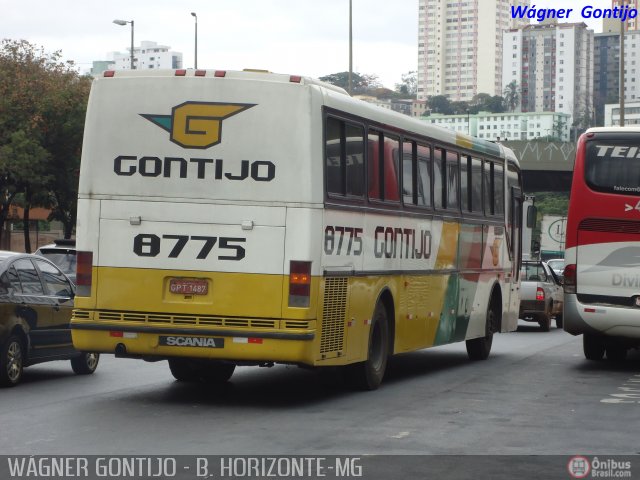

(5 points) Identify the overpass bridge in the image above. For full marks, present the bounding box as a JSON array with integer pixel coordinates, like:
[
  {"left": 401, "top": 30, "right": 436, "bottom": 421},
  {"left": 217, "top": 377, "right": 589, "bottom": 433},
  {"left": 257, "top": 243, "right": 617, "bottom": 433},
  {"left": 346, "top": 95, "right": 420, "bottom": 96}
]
[{"left": 501, "top": 140, "right": 575, "bottom": 193}]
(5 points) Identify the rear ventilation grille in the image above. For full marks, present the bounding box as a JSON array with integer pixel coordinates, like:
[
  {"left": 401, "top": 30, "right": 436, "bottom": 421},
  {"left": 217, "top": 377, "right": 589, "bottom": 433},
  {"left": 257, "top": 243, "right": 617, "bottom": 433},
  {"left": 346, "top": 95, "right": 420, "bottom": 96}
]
[
  {"left": 579, "top": 218, "right": 640, "bottom": 234},
  {"left": 320, "top": 277, "right": 348, "bottom": 355}
]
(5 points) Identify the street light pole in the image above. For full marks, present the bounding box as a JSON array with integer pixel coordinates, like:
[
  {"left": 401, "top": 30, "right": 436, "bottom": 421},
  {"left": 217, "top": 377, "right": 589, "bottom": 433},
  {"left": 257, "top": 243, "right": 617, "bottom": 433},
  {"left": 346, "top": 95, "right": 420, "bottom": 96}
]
[
  {"left": 191, "top": 12, "right": 198, "bottom": 69},
  {"left": 113, "top": 19, "right": 135, "bottom": 69},
  {"left": 348, "top": 0, "right": 353, "bottom": 95}
]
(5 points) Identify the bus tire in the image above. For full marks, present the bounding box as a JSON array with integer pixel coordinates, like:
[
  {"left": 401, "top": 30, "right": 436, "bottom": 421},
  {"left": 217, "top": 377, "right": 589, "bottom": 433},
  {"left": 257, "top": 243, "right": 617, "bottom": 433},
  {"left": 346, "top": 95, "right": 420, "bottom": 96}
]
[
  {"left": 168, "top": 358, "right": 201, "bottom": 382},
  {"left": 346, "top": 302, "right": 389, "bottom": 390},
  {"left": 466, "top": 302, "right": 496, "bottom": 361},
  {"left": 0, "top": 335, "right": 24, "bottom": 387},
  {"left": 606, "top": 344, "right": 627, "bottom": 362},
  {"left": 583, "top": 334, "right": 605, "bottom": 361},
  {"left": 71, "top": 352, "right": 100, "bottom": 375},
  {"left": 199, "top": 361, "right": 236, "bottom": 383}
]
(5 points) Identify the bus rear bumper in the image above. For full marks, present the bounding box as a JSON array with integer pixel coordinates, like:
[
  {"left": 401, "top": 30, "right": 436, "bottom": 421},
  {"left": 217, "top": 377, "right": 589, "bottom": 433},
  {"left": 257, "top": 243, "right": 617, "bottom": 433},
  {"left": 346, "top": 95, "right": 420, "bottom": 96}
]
[
  {"left": 71, "top": 321, "right": 318, "bottom": 366},
  {"left": 564, "top": 294, "right": 640, "bottom": 339}
]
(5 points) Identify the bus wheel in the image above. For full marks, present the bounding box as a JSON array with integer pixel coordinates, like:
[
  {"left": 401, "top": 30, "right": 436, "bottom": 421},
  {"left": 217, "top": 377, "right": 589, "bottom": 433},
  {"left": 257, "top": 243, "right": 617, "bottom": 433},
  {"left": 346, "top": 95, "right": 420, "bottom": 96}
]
[
  {"left": 346, "top": 303, "right": 389, "bottom": 390},
  {"left": 198, "top": 361, "right": 236, "bottom": 383},
  {"left": 168, "top": 358, "right": 201, "bottom": 382},
  {"left": 583, "top": 334, "right": 605, "bottom": 361},
  {"left": 466, "top": 305, "right": 495, "bottom": 361},
  {"left": 606, "top": 344, "right": 627, "bottom": 362}
]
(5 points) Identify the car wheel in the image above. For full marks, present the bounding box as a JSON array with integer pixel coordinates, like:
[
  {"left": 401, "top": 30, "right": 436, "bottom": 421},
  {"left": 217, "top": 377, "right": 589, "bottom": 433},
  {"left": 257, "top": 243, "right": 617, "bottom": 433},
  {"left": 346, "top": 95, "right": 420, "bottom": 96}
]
[
  {"left": 345, "top": 302, "right": 389, "bottom": 390},
  {"left": 71, "top": 352, "right": 100, "bottom": 375},
  {"left": 0, "top": 335, "right": 24, "bottom": 387},
  {"left": 538, "top": 313, "right": 551, "bottom": 332},
  {"left": 555, "top": 313, "right": 563, "bottom": 329},
  {"left": 583, "top": 334, "right": 605, "bottom": 361}
]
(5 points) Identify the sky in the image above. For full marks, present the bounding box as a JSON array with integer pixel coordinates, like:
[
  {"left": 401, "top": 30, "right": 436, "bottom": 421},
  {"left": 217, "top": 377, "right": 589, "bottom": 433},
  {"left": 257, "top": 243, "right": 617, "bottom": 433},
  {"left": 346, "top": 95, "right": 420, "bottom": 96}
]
[{"left": 0, "top": 0, "right": 617, "bottom": 90}]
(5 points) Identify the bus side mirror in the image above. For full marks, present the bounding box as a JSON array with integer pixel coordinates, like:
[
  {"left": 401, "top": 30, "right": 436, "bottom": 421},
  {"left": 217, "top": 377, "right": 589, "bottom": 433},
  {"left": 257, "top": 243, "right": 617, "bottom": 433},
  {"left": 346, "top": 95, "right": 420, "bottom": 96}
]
[{"left": 526, "top": 205, "right": 537, "bottom": 229}]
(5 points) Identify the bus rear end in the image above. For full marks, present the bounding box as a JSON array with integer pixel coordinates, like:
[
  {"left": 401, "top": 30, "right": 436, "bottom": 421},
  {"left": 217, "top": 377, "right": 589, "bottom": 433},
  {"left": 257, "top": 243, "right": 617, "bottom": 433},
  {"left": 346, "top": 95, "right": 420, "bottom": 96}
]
[
  {"left": 71, "top": 70, "right": 327, "bottom": 372},
  {"left": 564, "top": 128, "right": 640, "bottom": 360}
]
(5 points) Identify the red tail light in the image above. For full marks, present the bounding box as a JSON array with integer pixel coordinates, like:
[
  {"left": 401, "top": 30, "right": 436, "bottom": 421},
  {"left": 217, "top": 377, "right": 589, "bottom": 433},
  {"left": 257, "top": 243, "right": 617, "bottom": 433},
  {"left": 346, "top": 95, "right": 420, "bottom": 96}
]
[
  {"left": 563, "top": 264, "right": 576, "bottom": 294},
  {"left": 289, "top": 261, "right": 311, "bottom": 307},
  {"left": 76, "top": 251, "right": 93, "bottom": 296},
  {"left": 536, "top": 287, "right": 545, "bottom": 302}
]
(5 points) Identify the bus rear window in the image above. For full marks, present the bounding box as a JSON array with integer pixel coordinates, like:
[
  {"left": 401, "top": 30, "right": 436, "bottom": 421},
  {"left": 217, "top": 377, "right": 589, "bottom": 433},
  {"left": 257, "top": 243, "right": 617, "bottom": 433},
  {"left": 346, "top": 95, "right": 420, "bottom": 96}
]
[{"left": 585, "top": 141, "right": 640, "bottom": 195}]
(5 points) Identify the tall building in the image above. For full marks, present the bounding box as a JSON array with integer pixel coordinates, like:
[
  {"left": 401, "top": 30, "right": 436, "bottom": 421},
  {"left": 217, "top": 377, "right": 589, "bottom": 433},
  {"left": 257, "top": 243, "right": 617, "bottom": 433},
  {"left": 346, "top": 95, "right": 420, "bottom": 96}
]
[
  {"left": 594, "top": 29, "right": 640, "bottom": 126},
  {"left": 111, "top": 41, "right": 183, "bottom": 71},
  {"left": 604, "top": 0, "right": 639, "bottom": 33},
  {"left": 417, "top": 0, "right": 529, "bottom": 102},
  {"left": 502, "top": 22, "right": 594, "bottom": 124}
]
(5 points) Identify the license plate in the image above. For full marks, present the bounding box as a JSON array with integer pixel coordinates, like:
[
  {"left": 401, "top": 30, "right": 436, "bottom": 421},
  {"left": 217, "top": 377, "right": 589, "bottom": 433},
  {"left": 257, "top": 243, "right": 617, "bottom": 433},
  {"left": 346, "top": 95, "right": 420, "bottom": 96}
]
[{"left": 169, "top": 278, "right": 208, "bottom": 295}]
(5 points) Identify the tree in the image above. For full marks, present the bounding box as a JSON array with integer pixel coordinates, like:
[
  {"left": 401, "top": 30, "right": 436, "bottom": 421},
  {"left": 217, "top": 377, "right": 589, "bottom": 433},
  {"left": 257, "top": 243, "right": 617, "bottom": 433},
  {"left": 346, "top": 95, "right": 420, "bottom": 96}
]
[
  {"left": 552, "top": 118, "right": 567, "bottom": 141},
  {"left": 395, "top": 71, "right": 417, "bottom": 98},
  {"left": 469, "top": 93, "right": 492, "bottom": 114},
  {"left": 503, "top": 81, "right": 520, "bottom": 112},
  {"left": 426, "top": 95, "right": 453, "bottom": 115},
  {"left": 0, "top": 39, "right": 90, "bottom": 249},
  {"left": 319, "top": 71, "right": 382, "bottom": 95}
]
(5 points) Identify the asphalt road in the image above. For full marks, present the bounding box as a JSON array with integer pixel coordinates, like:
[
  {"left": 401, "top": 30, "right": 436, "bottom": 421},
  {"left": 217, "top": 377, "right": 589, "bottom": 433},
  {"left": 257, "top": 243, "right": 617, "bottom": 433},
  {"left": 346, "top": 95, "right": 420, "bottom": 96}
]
[{"left": 1, "top": 320, "right": 639, "bottom": 458}]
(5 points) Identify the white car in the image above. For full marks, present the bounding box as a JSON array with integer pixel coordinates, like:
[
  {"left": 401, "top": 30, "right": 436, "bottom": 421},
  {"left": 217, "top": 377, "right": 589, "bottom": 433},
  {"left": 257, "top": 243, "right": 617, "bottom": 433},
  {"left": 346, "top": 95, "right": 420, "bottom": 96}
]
[
  {"left": 546, "top": 258, "right": 565, "bottom": 277},
  {"left": 35, "top": 239, "right": 76, "bottom": 284}
]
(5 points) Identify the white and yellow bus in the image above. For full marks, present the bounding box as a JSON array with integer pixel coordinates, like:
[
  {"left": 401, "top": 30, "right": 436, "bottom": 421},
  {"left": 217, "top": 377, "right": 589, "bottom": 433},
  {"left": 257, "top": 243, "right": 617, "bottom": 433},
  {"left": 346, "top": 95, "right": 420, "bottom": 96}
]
[{"left": 71, "top": 69, "right": 524, "bottom": 390}]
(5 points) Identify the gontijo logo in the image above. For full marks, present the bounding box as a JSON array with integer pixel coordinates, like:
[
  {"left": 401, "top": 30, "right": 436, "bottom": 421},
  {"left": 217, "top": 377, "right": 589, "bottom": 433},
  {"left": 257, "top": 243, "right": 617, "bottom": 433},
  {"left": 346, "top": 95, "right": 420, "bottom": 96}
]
[{"left": 141, "top": 101, "right": 255, "bottom": 149}]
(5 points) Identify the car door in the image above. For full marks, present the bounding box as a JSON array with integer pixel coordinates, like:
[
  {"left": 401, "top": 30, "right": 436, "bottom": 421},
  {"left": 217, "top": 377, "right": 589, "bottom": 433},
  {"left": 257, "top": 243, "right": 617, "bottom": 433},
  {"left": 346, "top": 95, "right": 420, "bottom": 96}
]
[
  {"left": 33, "top": 258, "right": 76, "bottom": 356},
  {"left": 12, "top": 258, "right": 56, "bottom": 359}
]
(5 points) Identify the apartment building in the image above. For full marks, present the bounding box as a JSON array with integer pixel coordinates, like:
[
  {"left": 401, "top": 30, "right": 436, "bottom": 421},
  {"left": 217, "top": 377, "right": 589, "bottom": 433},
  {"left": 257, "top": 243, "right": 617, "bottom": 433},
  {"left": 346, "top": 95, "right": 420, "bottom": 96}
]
[
  {"left": 502, "top": 21, "right": 594, "bottom": 123},
  {"left": 417, "top": 0, "right": 529, "bottom": 102}
]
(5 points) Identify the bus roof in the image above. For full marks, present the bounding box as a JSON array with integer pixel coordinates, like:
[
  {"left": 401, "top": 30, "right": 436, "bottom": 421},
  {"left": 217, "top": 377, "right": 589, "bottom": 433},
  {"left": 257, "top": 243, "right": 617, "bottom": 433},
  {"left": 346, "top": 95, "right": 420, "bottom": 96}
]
[{"left": 585, "top": 127, "right": 640, "bottom": 134}]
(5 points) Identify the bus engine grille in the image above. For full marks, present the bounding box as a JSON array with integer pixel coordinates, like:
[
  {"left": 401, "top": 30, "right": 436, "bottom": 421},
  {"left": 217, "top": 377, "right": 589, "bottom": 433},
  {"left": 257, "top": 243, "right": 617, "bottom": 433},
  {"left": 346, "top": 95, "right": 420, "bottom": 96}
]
[{"left": 320, "top": 277, "right": 348, "bottom": 355}]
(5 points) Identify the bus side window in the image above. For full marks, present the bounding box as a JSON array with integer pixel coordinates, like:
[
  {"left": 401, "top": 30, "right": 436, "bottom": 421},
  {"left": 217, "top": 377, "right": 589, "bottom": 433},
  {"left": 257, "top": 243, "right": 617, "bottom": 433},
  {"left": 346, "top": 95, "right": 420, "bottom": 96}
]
[
  {"left": 417, "top": 144, "right": 432, "bottom": 207},
  {"left": 446, "top": 150, "right": 460, "bottom": 209},
  {"left": 434, "top": 148, "right": 444, "bottom": 209},
  {"left": 325, "top": 117, "right": 343, "bottom": 195},
  {"left": 484, "top": 161, "right": 494, "bottom": 215},
  {"left": 385, "top": 136, "right": 400, "bottom": 202},
  {"left": 368, "top": 131, "right": 399, "bottom": 203},
  {"left": 325, "top": 116, "right": 364, "bottom": 198},
  {"left": 460, "top": 155, "right": 470, "bottom": 212},
  {"left": 345, "top": 124, "right": 365, "bottom": 197},
  {"left": 368, "top": 131, "right": 381, "bottom": 200},
  {"left": 494, "top": 162, "right": 504, "bottom": 216},
  {"left": 402, "top": 142, "right": 415, "bottom": 204},
  {"left": 470, "top": 157, "right": 483, "bottom": 214}
]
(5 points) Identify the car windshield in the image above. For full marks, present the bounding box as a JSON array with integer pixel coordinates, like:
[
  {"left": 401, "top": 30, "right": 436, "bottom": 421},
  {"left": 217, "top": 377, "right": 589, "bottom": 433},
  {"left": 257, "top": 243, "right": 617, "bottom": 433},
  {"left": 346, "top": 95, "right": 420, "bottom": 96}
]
[{"left": 547, "top": 260, "right": 564, "bottom": 272}]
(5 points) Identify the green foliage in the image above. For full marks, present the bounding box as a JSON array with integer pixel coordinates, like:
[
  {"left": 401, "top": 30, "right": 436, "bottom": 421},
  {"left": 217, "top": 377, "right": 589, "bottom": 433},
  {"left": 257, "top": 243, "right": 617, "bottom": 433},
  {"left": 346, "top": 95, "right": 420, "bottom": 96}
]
[
  {"left": 0, "top": 39, "right": 91, "bottom": 247},
  {"left": 394, "top": 71, "right": 417, "bottom": 98},
  {"left": 422, "top": 93, "right": 506, "bottom": 116},
  {"left": 319, "top": 71, "right": 381, "bottom": 95},
  {"left": 532, "top": 192, "right": 569, "bottom": 217}
]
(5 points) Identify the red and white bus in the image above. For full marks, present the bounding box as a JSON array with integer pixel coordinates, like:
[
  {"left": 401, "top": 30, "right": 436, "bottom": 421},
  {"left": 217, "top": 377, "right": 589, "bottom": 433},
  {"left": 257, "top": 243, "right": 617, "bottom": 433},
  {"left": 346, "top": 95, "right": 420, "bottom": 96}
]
[{"left": 564, "top": 127, "right": 640, "bottom": 360}]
